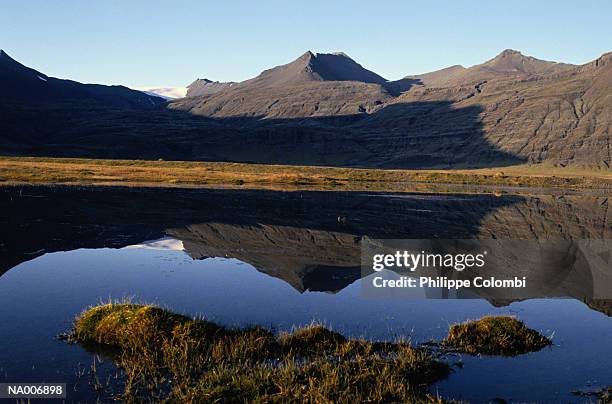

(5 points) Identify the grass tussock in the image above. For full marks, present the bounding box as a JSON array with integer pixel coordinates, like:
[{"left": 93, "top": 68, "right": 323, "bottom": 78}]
[
  {"left": 572, "top": 386, "right": 612, "bottom": 403},
  {"left": 443, "top": 316, "right": 552, "bottom": 356},
  {"left": 602, "top": 388, "right": 612, "bottom": 403},
  {"left": 69, "top": 303, "right": 452, "bottom": 403}
]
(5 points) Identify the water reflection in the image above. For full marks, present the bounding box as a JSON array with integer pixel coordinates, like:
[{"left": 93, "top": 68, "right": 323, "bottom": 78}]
[
  {"left": 1, "top": 245, "right": 611, "bottom": 403},
  {"left": 1, "top": 186, "right": 612, "bottom": 402},
  {"left": 2, "top": 186, "right": 610, "bottom": 314}
]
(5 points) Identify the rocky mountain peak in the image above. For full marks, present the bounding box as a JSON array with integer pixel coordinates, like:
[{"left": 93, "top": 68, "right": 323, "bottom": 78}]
[{"left": 480, "top": 48, "right": 571, "bottom": 75}]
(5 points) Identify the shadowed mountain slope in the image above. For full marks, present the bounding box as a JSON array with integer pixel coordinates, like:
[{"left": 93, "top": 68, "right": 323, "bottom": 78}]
[
  {"left": 395, "top": 51, "right": 612, "bottom": 168},
  {"left": 0, "top": 49, "right": 610, "bottom": 169},
  {"left": 166, "top": 49, "right": 611, "bottom": 168},
  {"left": 0, "top": 50, "right": 165, "bottom": 108}
]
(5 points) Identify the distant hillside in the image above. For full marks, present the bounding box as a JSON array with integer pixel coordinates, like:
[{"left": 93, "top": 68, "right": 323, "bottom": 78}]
[
  {"left": 186, "top": 79, "right": 235, "bottom": 97},
  {"left": 0, "top": 50, "right": 165, "bottom": 108},
  {"left": 0, "top": 48, "right": 610, "bottom": 169},
  {"left": 398, "top": 65, "right": 466, "bottom": 88},
  {"left": 169, "top": 51, "right": 397, "bottom": 118},
  {"left": 240, "top": 51, "right": 388, "bottom": 87},
  {"left": 389, "top": 51, "right": 611, "bottom": 168},
  {"left": 479, "top": 49, "right": 574, "bottom": 74},
  {"left": 166, "top": 49, "right": 610, "bottom": 168},
  {"left": 402, "top": 49, "right": 575, "bottom": 87}
]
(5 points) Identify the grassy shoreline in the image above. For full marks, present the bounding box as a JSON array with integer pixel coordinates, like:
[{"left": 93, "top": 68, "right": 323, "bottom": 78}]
[{"left": 2, "top": 156, "right": 612, "bottom": 191}]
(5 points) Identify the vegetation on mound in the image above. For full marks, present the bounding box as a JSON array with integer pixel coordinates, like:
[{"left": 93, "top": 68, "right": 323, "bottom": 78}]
[
  {"left": 70, "top": 303, "right": 451, "bottom": 402},
  {"left": 602, "top": 388, "right": 612, "bottom": 403},
  {"left": 573, "top": 386, "right": 612, "bottom": 403},
  {"left": 443, "top": 316, "right": 551, "bottom": 356}
]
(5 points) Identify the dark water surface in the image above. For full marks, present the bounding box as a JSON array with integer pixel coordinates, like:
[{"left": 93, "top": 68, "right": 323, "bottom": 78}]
[{"left": 1, "top": 186, "right": 611, "bottom": 403}]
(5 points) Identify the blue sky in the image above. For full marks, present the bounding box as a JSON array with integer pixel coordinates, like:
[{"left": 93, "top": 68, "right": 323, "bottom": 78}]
[{"left": 1, "top": 0, "right": 611, "bottom": 87}]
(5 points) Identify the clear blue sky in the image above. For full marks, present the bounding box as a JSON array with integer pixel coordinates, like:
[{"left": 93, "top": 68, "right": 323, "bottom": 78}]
[{"left": 1, "top": 0, "right": 611, "bottom": 87}]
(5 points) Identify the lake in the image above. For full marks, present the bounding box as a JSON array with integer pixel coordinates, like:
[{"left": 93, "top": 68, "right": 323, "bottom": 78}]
[{"left": 1, "top": 185, "right": 611, "bottom": 403}]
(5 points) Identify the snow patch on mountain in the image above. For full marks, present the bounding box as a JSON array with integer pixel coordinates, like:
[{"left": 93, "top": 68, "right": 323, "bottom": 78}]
[{"left": 132, "top": 86, "right": 188, "bottom": 100}]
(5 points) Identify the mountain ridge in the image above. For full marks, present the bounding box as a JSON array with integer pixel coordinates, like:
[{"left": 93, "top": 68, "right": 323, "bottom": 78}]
[
  {"left": 186, "top": 78, "right": 235, "bottom": 97},
  {"left": 402, "top": 49, "right": 576, "bottom": 88},
  {"left": 0, "top": 49, "right": 165, "bottom": 108},
  {"left": 168, "top": 50, "right": 397, "bottom": 118},
  {"left": 0, "top": 48, "right": 610, "bottom": 170},
  {"left": 240, "top": 51, "right": 389, "bottom": 88}
]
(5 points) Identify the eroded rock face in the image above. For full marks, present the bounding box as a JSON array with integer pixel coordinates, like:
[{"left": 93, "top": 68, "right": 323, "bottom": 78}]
[
  {"left": 166, "top": 49, "right": 612, "bottom": 169},
  {"left": 171, "top": 51, "right": 395, "bottom": 118},
  {"left": 399, "top": 49, "right": 575, "bottom": 88},
  {"left": 173, "top": 80, "right": 392, "bottom": 118},
  {"left": 186, "top": 79, "right": 235, "bottom": 97},
  {"left": 1, "top": 49, "right": 610, "bottom": 169},
  {"left": 393, "top": 52, "right": 612, "bottom": 169}
]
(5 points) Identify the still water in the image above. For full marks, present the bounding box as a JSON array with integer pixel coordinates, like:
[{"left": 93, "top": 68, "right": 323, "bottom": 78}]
[{"left": 0, "top": 186, "right": 611, "bottom": 403}]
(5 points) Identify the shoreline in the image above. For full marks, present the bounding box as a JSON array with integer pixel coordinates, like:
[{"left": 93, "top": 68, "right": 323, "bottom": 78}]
[{"left": 2, "top": 156, "right": 612, "bottom": 192}]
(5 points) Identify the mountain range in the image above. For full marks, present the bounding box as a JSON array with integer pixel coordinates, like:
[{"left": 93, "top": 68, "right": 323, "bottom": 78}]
[
  {"left": 0, "top": 48, "right": 610, "bottom": 168},
  {"left": 0, "top": 50, "right": 165, "bottom": 107}
]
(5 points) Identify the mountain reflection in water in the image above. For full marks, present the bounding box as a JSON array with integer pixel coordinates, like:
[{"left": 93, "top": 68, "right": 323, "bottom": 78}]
[{"left": 1, "top": 186, "right": 611, "bottom": 315}]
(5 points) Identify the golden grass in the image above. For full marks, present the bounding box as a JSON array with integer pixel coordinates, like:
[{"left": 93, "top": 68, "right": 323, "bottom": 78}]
[
  {"left": 443, "top": 316, "right": 552, "bottom": 356},
  {"left": 572, "top": 386, "right": 612, "bottom": 403},
  {"left": 2, "top": 156, "right": 612, "bottom": 191},
  {"left": 69, "top": 303, "right": 452, "bottom": 403},
  {"left": 69, "top": 305, "right": 556, "bottom": 401}
]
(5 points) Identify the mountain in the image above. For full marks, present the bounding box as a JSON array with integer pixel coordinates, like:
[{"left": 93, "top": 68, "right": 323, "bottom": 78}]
[
  {"left": 162, "top": 49, "right": 611, "bottom": 169},
  {"left": 169, "top": 51, "right": 397, "bottom": 118},
  {"left": 479, "top": 49, "right": 574, "bottom": 75},
  {"left": 400, "top": 64, "right": 467, "bottom": 88},
  {"left": 400, "top": 49, "right": 575, "bottom": 87},
  {"left": 0, "top": 50, "right": 165, "bottom": 107},
  {"left": 169, "top": 50, "right": 581, "bottom": 120},
  {"left": 239, "top": 51, "right": 388, "bottom": 87},
  {"left": 0, "top": 48, "right": 610, "bottom": 169},
  {"left": 386, "top": 50, "right": 612, "bottom": 168},
  {"left": 186, "top": 79, "right": 235, "bottom": 97}
]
